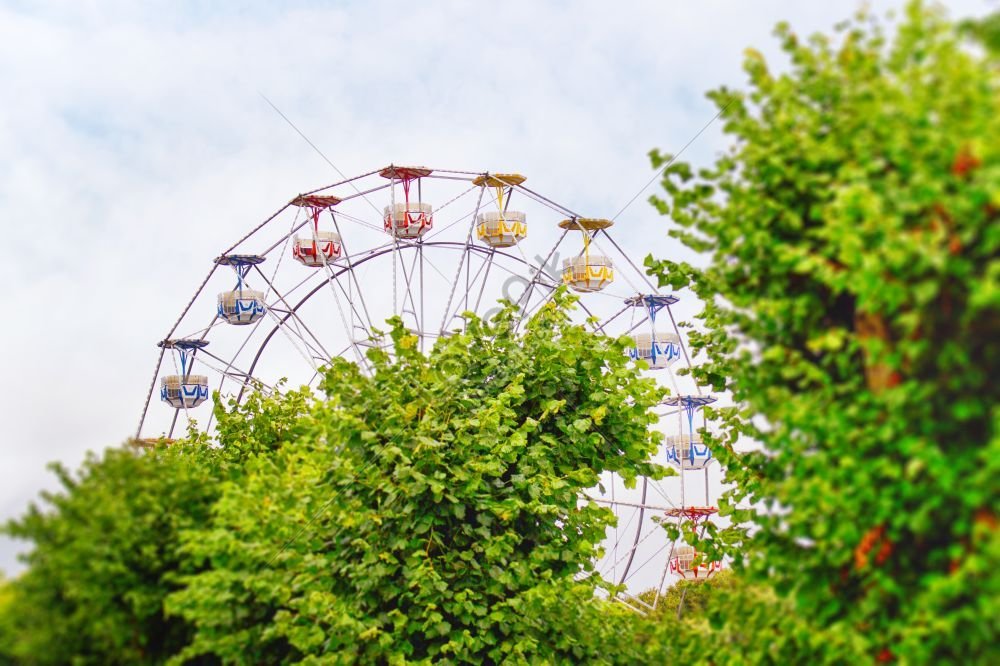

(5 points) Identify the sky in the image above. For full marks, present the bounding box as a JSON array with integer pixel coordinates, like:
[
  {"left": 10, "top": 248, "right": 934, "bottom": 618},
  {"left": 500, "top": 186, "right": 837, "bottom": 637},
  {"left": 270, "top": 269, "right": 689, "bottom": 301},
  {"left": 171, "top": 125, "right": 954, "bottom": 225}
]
[{"left": 0, "top": 0, "right": 992, "bottom": 578}]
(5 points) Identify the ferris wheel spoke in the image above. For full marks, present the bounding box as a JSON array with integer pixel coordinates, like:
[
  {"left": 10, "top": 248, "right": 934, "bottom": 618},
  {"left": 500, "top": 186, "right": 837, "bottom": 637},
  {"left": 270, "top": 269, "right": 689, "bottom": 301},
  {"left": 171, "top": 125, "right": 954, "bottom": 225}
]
[
  {"left": 209, "top": 308, "right": 276, "bottom": 410},
  {"left": 397, "top": 239, "right": 423, "bottom": 326},
  {"left": 174, "top": 321, "right": 222, "bottom": 345},
  {"left": 329, "top": 211, "right": 378, "bottom": 339},
  {"left": 598, "top": 519, "right": 662, "bottom": 578},
  {"left": 439, "top": 187, "right": 486, "bottom": 333},
  {"left": 318, "top": 259, "right": 371, "bottom": 371},
  {"left": 422, "top": 182, "right": 477, "bottom": 222},
  {"left": 329, "top": 270, "right": 375, "bottom": 346},
  {"left": 260, "top": 303, "right": 326, "bottom": 362},
  {"left": 422, "top": 167, "right": 483, "bottom": 177},
  {"left": 135, "top": 346, "right": 167, "bottom": 438},
  {"left": 469, "top": 250, "right": 496, "bottom": 320},
  {"left": 418, "top": 243, "right": 427, "bottom": 352},
  {"left": 622, "top": 540, "right": 672, "bottom": 586},
  {"left": 328, "top": 180, "right": 391, "bottom": 211},
  {"left": 597, "top": 229, "right": 660, "bottom": 295},
  {"left": 461, "top": 249, "right": 496, "bottom": 316},
  {"left": 514, "top": 281, "right": 559, "bottom": 328},
  {"left": 512, "top": 231, "right": 568, "bottom": 321},
  {"left": 592, "top": 303, "right": 631, "bottom": 335},
  {"left": 261, "top": 306, "right": 323, "bottom": 376},
  {"left": 649, "top": 477, "right": 679, "bottom": 509},
  {"left": 332, "top": 207, "right": 387, "bottom": 234},
  {"left": 167, "top": 407, "right": 180, "bottom": 439},
  {"left": 217, "top": 201, "right": 295, "bottom": 266},
  {"left": 298, "top": 165, "right": 384, "bottom": 199},
  {"left": 617, "top": 589, "right": 657, "bottom": 614},
  {"left": 584, "top": 496, "right": 675, "bottom": 513},
  {"left": 257, "top": 208, "right": 306, "bottom": 258},
  {"left": 196, "top": 347, "right": 273, "bottom": 391},
  {"left": 255, "top": 266, "right": 334, "bottom": 363},
  {"left": 651, "top": 542, "right": 678, "bottom": 610},
  {"left": 508, "top": 182, "right": 582, "bottom": 219}
]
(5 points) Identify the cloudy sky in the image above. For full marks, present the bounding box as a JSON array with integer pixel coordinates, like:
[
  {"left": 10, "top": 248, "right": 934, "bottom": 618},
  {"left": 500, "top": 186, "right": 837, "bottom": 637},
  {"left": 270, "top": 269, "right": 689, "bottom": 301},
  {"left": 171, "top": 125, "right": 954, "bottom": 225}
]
[{"left": 0, "top": 0, "right": 991, "bottom": 576}]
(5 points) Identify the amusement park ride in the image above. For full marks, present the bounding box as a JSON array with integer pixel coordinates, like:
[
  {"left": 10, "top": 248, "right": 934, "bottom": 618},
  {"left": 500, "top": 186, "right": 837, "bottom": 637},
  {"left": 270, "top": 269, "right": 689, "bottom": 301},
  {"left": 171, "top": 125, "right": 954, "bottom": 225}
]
[{"left": 135, "top": 164, "right": 727, "bottom": 613}]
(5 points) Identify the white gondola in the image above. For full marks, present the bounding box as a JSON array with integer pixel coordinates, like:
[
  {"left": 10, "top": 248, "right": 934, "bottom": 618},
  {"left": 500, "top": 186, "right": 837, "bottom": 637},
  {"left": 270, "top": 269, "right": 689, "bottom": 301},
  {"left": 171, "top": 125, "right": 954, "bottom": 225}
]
[
  {"left": 664, "top": 434, "right": 714, "bottom": 470},
  {"left": 160, "top": 374, "right": 209, "bottom": 409},
  {"left": 562, "top": 255, "right": 614, "bottom": 293},
  {"left": 217, "top": 289, "right": 266, "bottom": 325},
  {"left": 628, "top": 332, "right": 682, "bottom": 369},
  {"left": 558, "top": 218, "right": 615, "bottom": 293},
  {"left": 473, "top": 173, "right": 528, "bottom": 248},
  {"left": 292, "top": 231, "right": 342, "bottom": 267},
  {"left": 384, "top": 202, "right": 433, "bottom": 238},
  {"left": 156, "top": 339, "right": 210, "bottom": 409},
  {"left": 669, "top": 544, "right": 721, "bottom": 581},
  {"left": 476, "top": 210, "right": 527, "bottom": 248}
]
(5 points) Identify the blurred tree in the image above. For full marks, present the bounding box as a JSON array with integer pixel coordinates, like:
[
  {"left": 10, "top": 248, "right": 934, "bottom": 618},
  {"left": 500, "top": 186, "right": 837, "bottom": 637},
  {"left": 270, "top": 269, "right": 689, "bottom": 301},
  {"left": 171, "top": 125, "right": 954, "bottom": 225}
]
[
  {"left": 961, "top": 9, "right": 1000, "bottom": 55},
  {"left": 0, "top": 352, "right": 317, "bottom": 664},
  {"left": 646, "top": 1, "right": 1000, "bottom": 662},
  {"left": 1, "top": 444, "right": 224, "bottom": 665},
  {"left": 0, "top": 575, "right": 15, "bottom": 665}
]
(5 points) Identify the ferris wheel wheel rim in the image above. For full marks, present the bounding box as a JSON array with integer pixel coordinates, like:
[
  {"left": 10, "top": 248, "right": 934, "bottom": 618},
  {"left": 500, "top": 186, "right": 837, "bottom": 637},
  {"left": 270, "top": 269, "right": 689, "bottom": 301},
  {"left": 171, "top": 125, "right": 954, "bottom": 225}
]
[{"left": 227, "top": 239, "right": 564, "bottom": 405}]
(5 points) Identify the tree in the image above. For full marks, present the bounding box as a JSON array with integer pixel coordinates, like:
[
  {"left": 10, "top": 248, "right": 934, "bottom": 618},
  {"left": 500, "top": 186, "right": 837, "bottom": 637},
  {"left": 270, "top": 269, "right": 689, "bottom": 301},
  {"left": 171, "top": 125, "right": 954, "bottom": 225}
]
[
  {"left": 3, "top": 294, "right": 668, "bottom": 664},
  {"left": 960, "top": 9, "right": 1000, "bottom": 55},
  {"left": 0, "top": 360, "right": 318, "bottom": 664},
  {"left": 646, "top": 2, "right": 1000, "bottom": 662},
  {"left": 166, "top": 295, "right": 667, "bottom": 664},
  {"left": 0, "top": 444, "right": 226, "bottom": 665},
  {"left": 0, "top": 575, "right": 16, "bottom": 665}
]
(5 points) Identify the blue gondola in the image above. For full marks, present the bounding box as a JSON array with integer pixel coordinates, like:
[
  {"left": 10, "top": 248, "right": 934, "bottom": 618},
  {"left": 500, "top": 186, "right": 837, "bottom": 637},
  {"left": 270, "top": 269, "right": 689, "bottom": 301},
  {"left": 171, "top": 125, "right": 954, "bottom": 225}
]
[
  {"left": 215, "top": 255, "right": 267, "bottom": 325},
  {"left": 663, "top": 395, "right": 717, "bottom": 470},
  {"left": 157, "top": 339, "right": 209, "bottom": 409}
]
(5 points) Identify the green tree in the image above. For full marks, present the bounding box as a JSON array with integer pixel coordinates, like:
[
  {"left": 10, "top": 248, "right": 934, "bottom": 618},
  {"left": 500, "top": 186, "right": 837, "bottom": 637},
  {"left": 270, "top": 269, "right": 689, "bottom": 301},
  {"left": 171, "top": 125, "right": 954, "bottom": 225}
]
[
  {"left": 636, "top": 571, "right": 836, "bottom": 664},
  {"left": 646, "top": 2, "right": 1000, "bottom": 662},
  {"left": 167, "top": 295, "right": 666, "bottom": 664},
  {"left": 0, "top": 378, "right": 324, "bottom": 665},
  {"left": 1, "top": 444, "right": 225, "bottom": 665},
  {"left": 0, "top": 575, "right": 16, "bottom": 666},
  {"left": 961, "top": 9, "right": 1000, "bottom": 55}
]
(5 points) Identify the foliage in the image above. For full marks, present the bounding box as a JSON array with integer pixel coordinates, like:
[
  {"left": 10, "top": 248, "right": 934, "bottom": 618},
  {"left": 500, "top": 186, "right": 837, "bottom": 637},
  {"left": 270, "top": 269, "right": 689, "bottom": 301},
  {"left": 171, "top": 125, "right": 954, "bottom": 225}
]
[
  {"left": 0, "top": 576, "right": 15, "bottom": 666},
  {"left": 2, "top": 294, "right": 666, "bottom": 664},
  {"left": 646, "top": 1, "right": 1000, "bottom": 662},
  {"left": 636, "top": 570, "right": 847, "bottom": 664},
  {"left": 9, "top": 3, "right": 1000, "bottom": 664},
  {"left": 0, "top": 443, "right": 225, "bottom": 665},
  {"left": 166, "top": 294, "right": 666, "bottom": 664},
  {"left": 636, "top": 568, "right": 738, "bottom": 624},
  {"left": 960, "top": 9, "right": 1000, "bottom": 56}
]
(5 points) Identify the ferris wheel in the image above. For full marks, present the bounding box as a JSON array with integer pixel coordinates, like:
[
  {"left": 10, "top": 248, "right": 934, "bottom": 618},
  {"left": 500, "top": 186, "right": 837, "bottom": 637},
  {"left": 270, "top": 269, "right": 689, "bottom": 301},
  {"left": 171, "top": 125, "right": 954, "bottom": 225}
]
[{"left": 134, "top": 164, "right": 726, "bottom": 610}]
